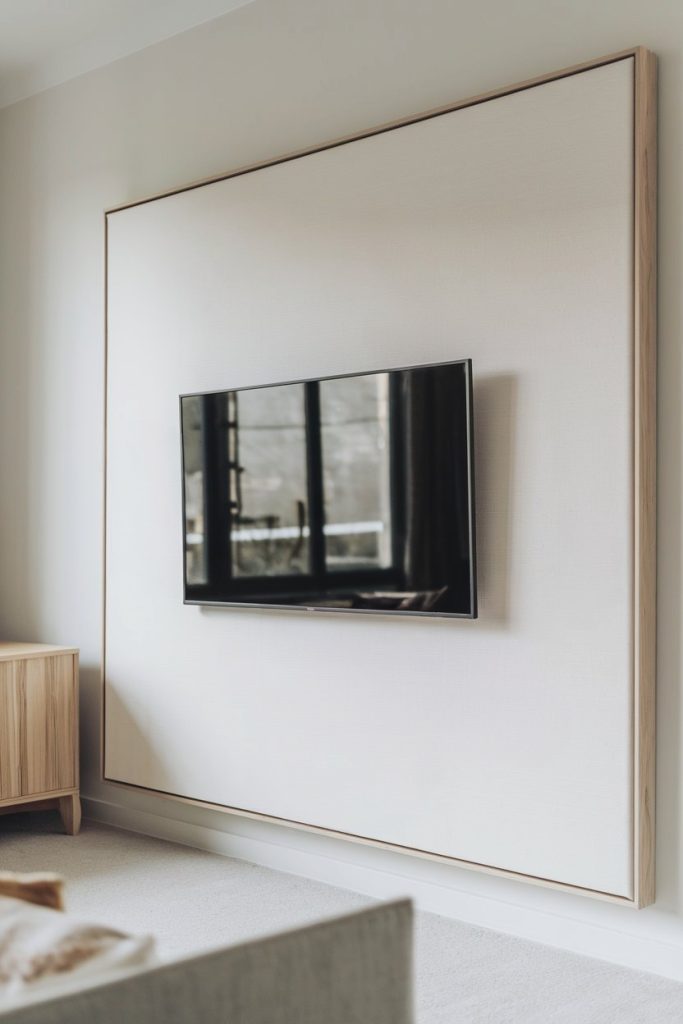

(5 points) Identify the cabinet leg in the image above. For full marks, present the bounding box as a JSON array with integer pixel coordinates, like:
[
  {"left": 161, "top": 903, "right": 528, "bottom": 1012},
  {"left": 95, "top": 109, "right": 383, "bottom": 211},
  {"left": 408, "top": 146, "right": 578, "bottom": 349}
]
[{"left": 58, "top": 794, "right": 81, "bottom": 836}]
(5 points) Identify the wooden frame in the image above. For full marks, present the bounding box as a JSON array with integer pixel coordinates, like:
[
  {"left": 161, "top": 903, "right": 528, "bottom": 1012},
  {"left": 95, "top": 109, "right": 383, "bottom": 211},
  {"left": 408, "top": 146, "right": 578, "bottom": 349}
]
[
  {"left": 632, "top": 47, "right": 657, "bottom": 909},
  {"left": 102, "top": 47, "right": 657, "bottom": 907}
]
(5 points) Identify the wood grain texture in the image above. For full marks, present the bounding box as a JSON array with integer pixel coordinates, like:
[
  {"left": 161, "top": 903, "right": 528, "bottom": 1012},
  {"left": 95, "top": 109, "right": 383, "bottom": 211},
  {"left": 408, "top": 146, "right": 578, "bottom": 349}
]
[
  {"left": 0, "top": 661, "right": 21, "bottom": 800},
  {"left": 0, "top": 643, "right": 77, "bottom": 662},
  {"left": 632, "top": 47, "right": 657, "bottom": 909},
  {"left": 0, "top": 650, "right": 80, "bottom": 834},
  {"left": 58, "top": 793, "right": 82, "bottom": 835},
  {"left": 23, "top": 655, "right": 76, "bottom": 795},
  {"left": 0, "top": 789, "right": 76, "bottom": 809}
]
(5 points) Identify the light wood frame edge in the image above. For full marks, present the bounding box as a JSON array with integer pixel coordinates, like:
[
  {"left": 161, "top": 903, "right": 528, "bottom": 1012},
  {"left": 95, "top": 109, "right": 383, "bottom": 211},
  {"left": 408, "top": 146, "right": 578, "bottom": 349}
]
[
  {"left": 101, "top": 47, "right": 657, "bottom": 907},
  {"left": 98, "top": 775, "right": 636, "bottom": 906},
  {"left": 0, "top": 789, "right": 78, "bottom": 809},
  {"left": 0, "top": 647, "right": 79, "bottom": 662},
  {"left": 632, "top": 47, "right": 657, "bottom": 909},
  {"left": 73, "top": 653, "right": 80, "bottom": 793},
  {"left": 104, "top": 46, "right": 647, "bottom": 217}
]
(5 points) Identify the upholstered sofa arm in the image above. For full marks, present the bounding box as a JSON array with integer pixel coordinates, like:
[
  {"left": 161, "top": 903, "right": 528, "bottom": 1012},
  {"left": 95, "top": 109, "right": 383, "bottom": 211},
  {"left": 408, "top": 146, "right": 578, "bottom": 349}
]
[{"left": 0, "top": 899, "right": 413, "bottom": 1024}]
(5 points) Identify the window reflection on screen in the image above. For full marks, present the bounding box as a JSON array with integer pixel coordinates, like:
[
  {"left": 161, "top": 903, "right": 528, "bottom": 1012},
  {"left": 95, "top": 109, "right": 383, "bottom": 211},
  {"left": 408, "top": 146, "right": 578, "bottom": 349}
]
[
  {"left": 319, "top": 374, "right": 392, "bottom": 572},
  {"left": 230, "top": 384, "right": 309, "bottom": 578},
  {"left": 182, "top": 395, "right": 207, "bottom": 586},
  {"left": 181, "top": 360, "right": 475, "bottom": 616}
]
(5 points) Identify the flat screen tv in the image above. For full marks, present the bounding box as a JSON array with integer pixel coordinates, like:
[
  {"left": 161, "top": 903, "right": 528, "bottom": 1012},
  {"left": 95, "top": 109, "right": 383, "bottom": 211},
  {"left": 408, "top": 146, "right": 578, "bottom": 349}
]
[{"left": 180, "top": 360, "right": 476, "bottom": 617}]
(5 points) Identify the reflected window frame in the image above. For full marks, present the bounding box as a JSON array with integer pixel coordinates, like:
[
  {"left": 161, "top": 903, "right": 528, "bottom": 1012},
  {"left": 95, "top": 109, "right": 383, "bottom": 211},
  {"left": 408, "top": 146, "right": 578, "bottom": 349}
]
[{"left": 181, "top": 379, "right": 403, "bottom": 603}]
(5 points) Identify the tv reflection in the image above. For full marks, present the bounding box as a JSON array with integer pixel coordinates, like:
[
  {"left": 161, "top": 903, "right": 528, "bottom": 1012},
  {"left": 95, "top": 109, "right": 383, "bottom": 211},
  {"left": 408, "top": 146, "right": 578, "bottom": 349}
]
[{"left": 181, "top": 362, "right": 475, "bottom": 617}]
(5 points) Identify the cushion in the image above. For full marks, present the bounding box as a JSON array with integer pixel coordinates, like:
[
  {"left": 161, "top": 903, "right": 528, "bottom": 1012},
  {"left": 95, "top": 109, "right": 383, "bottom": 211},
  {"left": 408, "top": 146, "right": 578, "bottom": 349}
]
[
  {"left": 0, "top": 874, "right": 64, "bottom": 912},
  {"left": 0, "top": 896, "right": 155, "bottom": 1006}
]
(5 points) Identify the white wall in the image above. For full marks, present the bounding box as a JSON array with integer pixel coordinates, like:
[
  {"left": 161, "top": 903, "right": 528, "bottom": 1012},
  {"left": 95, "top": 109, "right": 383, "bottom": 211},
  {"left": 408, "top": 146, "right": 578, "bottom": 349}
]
[{"left": 0, "top": 0, "right": 681, "bottom": 979}]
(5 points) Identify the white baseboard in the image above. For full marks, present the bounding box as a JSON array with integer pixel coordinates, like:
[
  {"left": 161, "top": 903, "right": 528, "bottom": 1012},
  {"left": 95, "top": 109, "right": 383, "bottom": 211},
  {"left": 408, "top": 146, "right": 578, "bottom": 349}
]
[{"left": 83, "top": 796, "right": 683, "bottom": 982}]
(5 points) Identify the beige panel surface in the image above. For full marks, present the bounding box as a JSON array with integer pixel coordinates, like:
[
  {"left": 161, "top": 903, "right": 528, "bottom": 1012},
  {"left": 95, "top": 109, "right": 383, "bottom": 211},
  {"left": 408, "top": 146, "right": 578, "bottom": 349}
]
[{"left": 105, "top": 57, "right": 638, "bottom": 898}]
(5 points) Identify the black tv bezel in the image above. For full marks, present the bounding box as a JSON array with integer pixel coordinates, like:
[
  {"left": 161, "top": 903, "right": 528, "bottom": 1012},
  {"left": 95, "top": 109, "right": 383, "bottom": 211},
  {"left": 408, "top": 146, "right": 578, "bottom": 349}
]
[{"left": 179, "top": 358, "right": 477, "bottom": 619}]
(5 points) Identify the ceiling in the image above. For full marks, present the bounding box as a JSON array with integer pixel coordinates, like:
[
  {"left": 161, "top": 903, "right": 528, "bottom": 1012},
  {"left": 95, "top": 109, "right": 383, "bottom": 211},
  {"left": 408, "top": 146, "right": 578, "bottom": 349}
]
[{"left": 0, "top": 0, "right": 254, "bottom": 109}]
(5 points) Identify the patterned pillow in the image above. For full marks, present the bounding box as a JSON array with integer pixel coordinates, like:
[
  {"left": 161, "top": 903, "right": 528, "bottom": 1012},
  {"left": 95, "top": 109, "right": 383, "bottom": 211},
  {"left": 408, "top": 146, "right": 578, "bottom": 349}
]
[{"left": 0, "top": 896, "right": 155, "bottom": 1003}]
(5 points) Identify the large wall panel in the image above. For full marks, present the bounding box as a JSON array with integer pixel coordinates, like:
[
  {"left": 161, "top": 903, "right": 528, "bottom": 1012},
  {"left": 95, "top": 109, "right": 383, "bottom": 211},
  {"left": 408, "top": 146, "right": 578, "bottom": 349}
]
[{"left": 104, "top": 53, "right": 655, "bottom": 902}]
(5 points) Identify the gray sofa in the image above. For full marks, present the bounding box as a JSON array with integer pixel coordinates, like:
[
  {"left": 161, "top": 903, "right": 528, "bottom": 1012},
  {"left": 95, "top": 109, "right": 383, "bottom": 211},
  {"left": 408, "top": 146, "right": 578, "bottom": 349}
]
[{"left": 0, "top": 900, "right": 413, "bottom": 1024}]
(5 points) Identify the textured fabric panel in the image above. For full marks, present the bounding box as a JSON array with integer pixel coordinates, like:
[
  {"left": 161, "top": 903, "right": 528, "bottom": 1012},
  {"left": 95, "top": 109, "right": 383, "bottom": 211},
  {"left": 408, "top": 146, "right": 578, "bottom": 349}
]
[
  {"left": 106, "top": 58, "right": 634, "bottom": 898},
  {"left": 0, "top": 900, "right": 413, "bottom": 1024}
]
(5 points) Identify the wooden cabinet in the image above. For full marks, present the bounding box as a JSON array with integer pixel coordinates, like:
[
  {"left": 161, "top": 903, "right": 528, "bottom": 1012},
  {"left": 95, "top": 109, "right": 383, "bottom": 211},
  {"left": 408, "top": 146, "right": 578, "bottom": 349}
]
[{"left": 0, "top": 643, "right": 80, "bottom": 834}]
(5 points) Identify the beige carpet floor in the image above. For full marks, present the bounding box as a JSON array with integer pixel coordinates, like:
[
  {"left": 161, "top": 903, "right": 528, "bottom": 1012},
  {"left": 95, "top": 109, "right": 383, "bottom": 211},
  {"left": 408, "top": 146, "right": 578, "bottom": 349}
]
[{"left": 2, "top": 813, "right": 683, "bottom": 1023}]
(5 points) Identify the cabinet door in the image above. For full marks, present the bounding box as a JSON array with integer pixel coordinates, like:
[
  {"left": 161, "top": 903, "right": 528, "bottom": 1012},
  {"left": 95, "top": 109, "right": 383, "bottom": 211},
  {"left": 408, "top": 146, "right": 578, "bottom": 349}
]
[
  {"left": 0, "top": 662, "right": 21, "bottom": 800},
  {"left": 21, "top": 655, "right": 76, "bottom": 795}
]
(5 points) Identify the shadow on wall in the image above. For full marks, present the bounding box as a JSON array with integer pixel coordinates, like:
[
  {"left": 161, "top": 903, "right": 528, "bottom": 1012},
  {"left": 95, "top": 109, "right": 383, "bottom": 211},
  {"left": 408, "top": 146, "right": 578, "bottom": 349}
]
[
  {"left": 192, "top": 371, "right": 518, "bottom": 633},
  {"left": 78, "top": 660, "right": 106, "bottom": 794},
  {"left": 472, "top": 373, "right": 516, "bottom": 626},
  {"left": 101, "top": 683, "right": 170, "bottom": 797}
]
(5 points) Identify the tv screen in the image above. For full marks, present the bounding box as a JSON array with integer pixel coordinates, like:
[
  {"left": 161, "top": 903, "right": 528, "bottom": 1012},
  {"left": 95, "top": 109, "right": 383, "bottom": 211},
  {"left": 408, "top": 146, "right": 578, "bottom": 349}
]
[{"left": 181, "top": 360, "right": 476, "bottom": 617}]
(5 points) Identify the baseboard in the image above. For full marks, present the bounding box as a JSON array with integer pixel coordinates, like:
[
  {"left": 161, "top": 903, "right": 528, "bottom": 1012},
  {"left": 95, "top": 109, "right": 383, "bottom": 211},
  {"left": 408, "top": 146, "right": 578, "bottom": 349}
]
[{"left": 82, "top": 795, "right": 683, "bottom": 982}]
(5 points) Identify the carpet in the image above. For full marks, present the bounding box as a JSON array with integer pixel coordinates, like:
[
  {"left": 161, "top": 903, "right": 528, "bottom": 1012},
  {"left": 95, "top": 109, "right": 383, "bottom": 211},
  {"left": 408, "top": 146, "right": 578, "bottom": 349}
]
[{"left": 1, "top": 814, "right": 681, "bottom": 1023}]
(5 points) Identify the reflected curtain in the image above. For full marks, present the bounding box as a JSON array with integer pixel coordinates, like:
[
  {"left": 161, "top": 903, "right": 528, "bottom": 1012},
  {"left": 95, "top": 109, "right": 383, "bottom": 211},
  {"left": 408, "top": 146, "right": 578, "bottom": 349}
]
[{"left": 400, "top": 365, "right": 469, "bottom": 600}]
